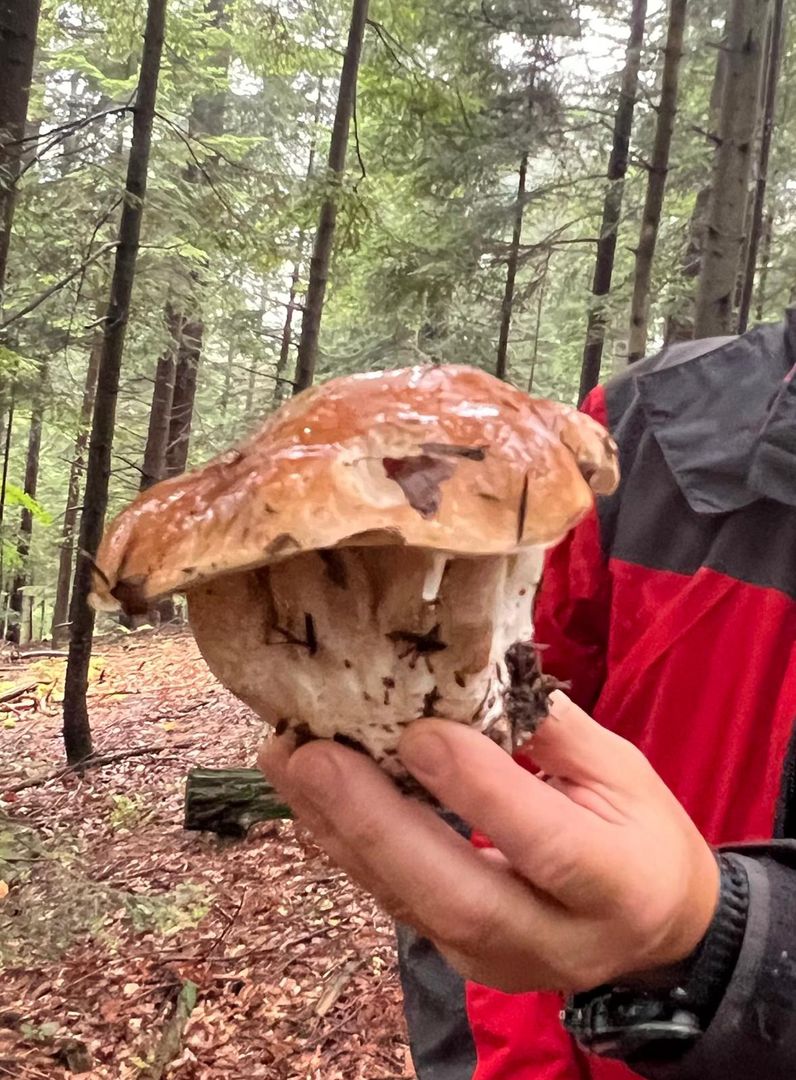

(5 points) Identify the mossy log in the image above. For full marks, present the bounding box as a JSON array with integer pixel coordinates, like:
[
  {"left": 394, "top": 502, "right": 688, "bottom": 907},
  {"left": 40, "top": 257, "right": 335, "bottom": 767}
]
[{"left": 184, "top": 767, "right": 292, "bottom": 838}]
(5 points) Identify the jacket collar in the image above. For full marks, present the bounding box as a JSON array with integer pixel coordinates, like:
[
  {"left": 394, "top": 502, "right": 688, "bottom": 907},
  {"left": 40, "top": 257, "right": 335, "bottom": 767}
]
[{"left": 634, "top": 311, "right": 796, "bottom": 514}]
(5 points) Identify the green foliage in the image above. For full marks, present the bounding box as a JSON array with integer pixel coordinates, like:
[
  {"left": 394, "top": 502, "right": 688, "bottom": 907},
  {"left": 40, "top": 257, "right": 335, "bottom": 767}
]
[
  {"left": 108, "top": 793, "right": 148, "bottom": 830},
  {"left": 3, "top": 483, "right": 52, "bottom": 525}
]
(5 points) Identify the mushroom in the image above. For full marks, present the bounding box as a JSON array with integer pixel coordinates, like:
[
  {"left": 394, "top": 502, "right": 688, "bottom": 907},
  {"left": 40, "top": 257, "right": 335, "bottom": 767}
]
[{"left": 91, "top": 365, "right": 618, "bottom": 783}]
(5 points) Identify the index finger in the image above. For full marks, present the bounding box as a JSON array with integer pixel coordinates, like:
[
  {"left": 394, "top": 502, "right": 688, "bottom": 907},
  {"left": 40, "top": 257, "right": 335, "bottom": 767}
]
[{"left": 259, "top": 735, "right": 562, "bottom": 987}]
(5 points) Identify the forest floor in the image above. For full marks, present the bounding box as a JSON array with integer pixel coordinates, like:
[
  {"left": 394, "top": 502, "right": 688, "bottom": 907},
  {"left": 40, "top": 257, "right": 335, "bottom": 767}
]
[{"left": 0, "top": 629, "right": 412, "bottom": 1079}]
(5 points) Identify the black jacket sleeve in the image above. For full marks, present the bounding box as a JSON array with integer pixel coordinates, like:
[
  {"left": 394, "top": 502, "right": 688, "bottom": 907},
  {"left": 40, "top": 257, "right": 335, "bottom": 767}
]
[{"left": 636, "top": 842, "right": 796, "bottom": 1080}]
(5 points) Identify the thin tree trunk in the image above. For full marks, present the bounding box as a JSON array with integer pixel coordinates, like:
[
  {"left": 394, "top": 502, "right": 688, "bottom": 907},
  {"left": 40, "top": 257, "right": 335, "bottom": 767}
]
[
  {"left": 755, "top": 210, "right": 773, "bottom": 322},
  {"left": 274, "top": 264, "right": 300, "bottom": 405},
  {"left": 495, "top": 151, "right": 529, "bottom": 381},
  {"left": 165, "top": 317, "right": 202, "bottom": 477},
  {"left": 0, "top": 0, "right": 42, "bottom": 305},
  {"left": 62, "top": 0, "right": 166, "bottom": 765},
  {"left": 274, "top": 83, "right": 324, "bottom": 407},
  {"left": 293, "top": 0, "right": 370, "bottom": 393},
  {"left": 0, "top": 385, "right": 14, "bottom": 621},
  {"left": 7, "top": 374, "right": 44, "bottom": 643},
  {"left": 527, "top": 251, "right": 550, "bottom": 393},
  {"left": 628, "top": 0, "right": 688, "bottom": 363},
  {"left": 164, "top": 0, "right": 229, "bottom": 475},
  {"left": 578, "top": 0, "right": 648, "bottom": 403},
  {"left": 51, "top": 328, "right": 102, "bottom": 646},
  {"left": 694, "top": 0, "right": 770, "bottom": 339},
  {"left": 737, "top": 0, "right": 784, "bottom": 333},
  {"left": 0, "top": 388, "right": 12, "bottom": 531},
  {"left": 141, "top": 307, "right": 179, "bottom": 489},
  {"left": 219, "top": 331, "right": 235, "bottom": 415}
]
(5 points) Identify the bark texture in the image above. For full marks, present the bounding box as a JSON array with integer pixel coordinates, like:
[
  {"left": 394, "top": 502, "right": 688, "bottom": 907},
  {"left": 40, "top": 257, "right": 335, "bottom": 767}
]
[
  {"left": 694, "top": 0, "right": 770, "bottom": 338},
  {"left": 0, "top": 0, "right": 41, "bottom": 303}
]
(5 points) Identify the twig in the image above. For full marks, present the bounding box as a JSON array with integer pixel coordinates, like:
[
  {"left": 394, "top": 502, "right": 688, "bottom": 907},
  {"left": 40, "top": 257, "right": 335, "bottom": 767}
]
[
  {"left": 0, "top": 243, "right": 118, "bottom": 329},
  {"left": 204, "top": 888, "right": 247, "bottom": 957},
  {"left": 6, "top": 740, "right": 196, "bottom": 793}
]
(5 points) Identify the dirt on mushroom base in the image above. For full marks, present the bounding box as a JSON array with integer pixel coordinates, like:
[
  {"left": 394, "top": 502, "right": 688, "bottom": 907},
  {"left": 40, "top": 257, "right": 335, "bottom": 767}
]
[{"left": 0, "top": 630, "right": 410, "bottom": 1079}]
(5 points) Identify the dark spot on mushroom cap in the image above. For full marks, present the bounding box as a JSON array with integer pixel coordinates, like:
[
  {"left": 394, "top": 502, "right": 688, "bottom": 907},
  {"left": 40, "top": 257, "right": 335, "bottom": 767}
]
[
  {"left": 454, "top": 671, "right": 466, "bottom": 688},
  {"left": 517, "top": 472, "right": 529, "bottom": 544},
  {"left": 421, "top": 443, "right": 487, "bottom": 461},
  {"left": 382, "top": 677, "right": 396, "bottom": 688},
  {"left": 344, "top": 660, "right": 352, "bottom": 669},
  {"left": 382, "top": 455, "right": 456, "bottom": 519}
]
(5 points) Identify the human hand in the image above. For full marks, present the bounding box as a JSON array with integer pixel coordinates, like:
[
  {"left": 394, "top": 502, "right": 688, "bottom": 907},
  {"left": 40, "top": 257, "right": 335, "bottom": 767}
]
[{"left": 258, "top": 692, "right": 719, "bottom": 993}]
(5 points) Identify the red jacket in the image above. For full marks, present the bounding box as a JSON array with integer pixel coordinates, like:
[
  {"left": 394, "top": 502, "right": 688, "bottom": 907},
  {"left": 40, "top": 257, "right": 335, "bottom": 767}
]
[{"left": 466, "top": 326, "right": 796, "bottom": 1079}]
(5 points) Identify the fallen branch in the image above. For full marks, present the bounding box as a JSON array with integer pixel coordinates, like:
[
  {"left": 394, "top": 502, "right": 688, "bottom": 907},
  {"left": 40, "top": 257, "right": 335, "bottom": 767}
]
[
  {"left": 11, "top": 650, "right": 68, "bottom": 661},
  {"left": 141, "top": 981, "right": 197, "bottom": 1080},
  {"left": 6, "top": 740, "right": 196, "bottom": 793},
  {"left": 315, "top": 959, "right": 363, "bottom": 1017},
  {"left": 0, "top": 682, "right": 38, "bottom": 705}
]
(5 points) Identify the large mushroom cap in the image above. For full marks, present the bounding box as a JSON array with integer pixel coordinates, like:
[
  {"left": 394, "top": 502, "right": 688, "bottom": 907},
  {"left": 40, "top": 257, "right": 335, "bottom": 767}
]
[{"left": 92, "top": 364, "right": 618, "bottom": 613}]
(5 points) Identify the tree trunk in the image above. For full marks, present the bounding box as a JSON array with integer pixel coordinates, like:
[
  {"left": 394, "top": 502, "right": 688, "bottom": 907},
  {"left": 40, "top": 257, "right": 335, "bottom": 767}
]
[
  {"left": 51, "top": 330, "right": 102, "bottom": 646},
  {"left": 0, "top": 0, "right": 41, "bottom": 303},
  {"left": 273, "top": 83, "right": 324, "bottom": 408},
  {"left": 578, "top": 0, "right": 648, "bottom": 403},
  {"left": 627, "top": 0, "right": 688, "bottom": 363},
  {"left": 694, "top": 0, "right": 770, "bottom": 339},
  {"left": 184, "top": 767, "right": 292, "bottom": 837},
  {"left": 6, "top": 375, "right": 44, "bottom": 643},
  {"left": 527, "top": 251, "right": 551, "bottom": 393},
  {"left": 274, "top": 263, "right": 300, "bottom": 406},
  {"left": 737, "top": 0, "right": 784, "bottom": 333},
  {"left": 0, "top": 387, "right": 12, "bottom": 533},
  {"left": 165, "top": 317, "right": 202, "bottom": 477},
  {"left": 62, "top": 0, "right": 166, "bottom": 766},
  {"left": 0, "top": 385, "right": 14, "bottom": 620},
  {"left": 164, "top": 0, "right": 230, "bottom": 475},
  {"left": 141, "top": 307, "right": 179, "bottom": 490},
  {"left": 293, "top": 0, "right": 370, "bottom": 394},
  {"left": 755, "top": 210, "right": 773, "bottom": 322},
  {"left": 495, "top": 151, "right": 529, "bottom": 382},
  {"left": 665, "top": 19, "right": 728, "bottom": 343}
]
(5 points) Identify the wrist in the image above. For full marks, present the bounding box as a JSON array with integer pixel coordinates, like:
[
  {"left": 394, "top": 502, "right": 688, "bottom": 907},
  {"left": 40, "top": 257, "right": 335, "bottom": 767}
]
[{"left": 564, "top": 853, "right": 750, "bottom": 1062}]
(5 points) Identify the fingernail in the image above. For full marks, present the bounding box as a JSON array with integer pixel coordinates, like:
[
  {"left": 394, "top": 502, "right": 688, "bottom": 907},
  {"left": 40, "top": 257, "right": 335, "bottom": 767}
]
[
  {"left": 400, "top": 730, "right": 447, "bottom": 779},
  {"left": 290, "top": 745, "right": 341, "bottom": 810}
]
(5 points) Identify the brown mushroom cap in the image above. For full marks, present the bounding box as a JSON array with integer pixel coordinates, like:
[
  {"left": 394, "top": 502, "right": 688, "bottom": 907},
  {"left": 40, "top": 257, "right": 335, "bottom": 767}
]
[{"left": 91, "top": 364, "right": 618, "bottom": 613}]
